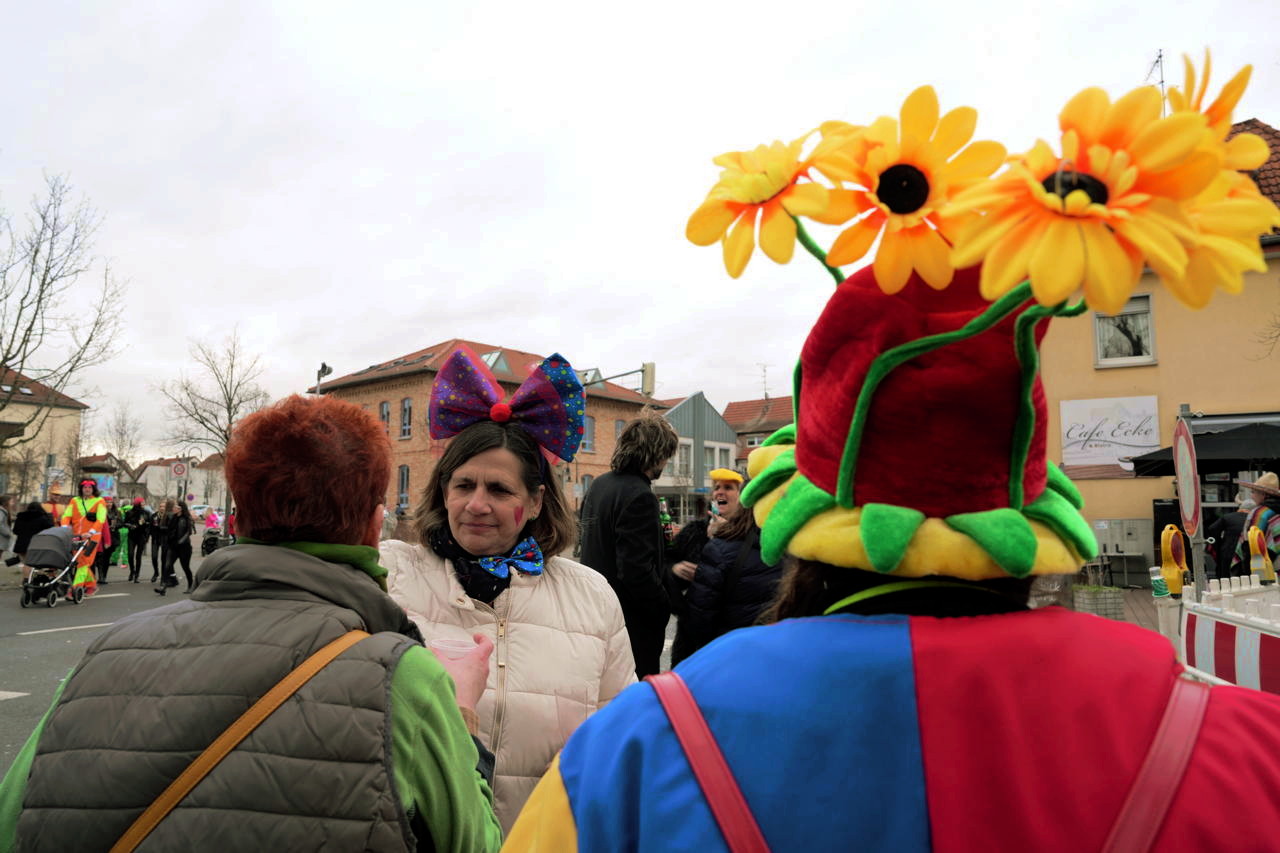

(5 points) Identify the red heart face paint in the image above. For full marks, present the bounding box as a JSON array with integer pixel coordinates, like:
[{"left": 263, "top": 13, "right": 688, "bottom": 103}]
[{"left": 515, "top": 507, "right": 524, "bottom": 526}]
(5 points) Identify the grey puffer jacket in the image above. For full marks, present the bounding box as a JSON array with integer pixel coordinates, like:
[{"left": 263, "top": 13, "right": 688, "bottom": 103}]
[{"left": 17, "top": 544, "right": 424, "bottom": 852}]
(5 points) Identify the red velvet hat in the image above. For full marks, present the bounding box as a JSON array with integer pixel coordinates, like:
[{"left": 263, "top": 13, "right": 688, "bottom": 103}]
[{"left": 742, "top": 264, "right": 1096, "bottom": 580}]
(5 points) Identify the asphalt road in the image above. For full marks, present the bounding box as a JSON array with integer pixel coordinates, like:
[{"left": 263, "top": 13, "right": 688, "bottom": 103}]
[{"left": 0, "top": 551, "right": 207, "bottom": 777}]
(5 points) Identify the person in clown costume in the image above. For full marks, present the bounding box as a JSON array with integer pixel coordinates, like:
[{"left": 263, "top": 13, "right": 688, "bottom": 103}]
[
  {"left": 61, "top": 478, "right": 105, "bottom": 597},
  {"left": 506, "top": 52, "right": 1280, "bottom": 851}
]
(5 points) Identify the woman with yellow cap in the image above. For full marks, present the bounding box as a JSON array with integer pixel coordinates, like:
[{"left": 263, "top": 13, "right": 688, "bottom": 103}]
[{"left": 670, "top": 469, "right": 780, "bottom": 664}]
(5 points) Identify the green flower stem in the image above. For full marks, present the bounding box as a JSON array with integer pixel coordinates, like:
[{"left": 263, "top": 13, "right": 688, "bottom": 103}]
[
  {"left": 1008, "top": 298, "right": 1087, "bottom": 508},
  {"left": 794, "top": 217, "right": 845, "bottom": 285},
  {"left": 835, "top": 281, "right": 1035, "bottom": 507}
]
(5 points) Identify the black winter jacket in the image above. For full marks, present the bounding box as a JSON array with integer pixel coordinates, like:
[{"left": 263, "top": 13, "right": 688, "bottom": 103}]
[
  {"left": 578, "top": 470, "right": 670, "bottom": 619},
  {"left": 662, "top": 517, "right": 711, "bottom": 617},
  {"left": 13, "top": 509, "right": 56, "bottom": 555},
  {"left": 672, "top": 528, "right": 781, "bottom": 665}
]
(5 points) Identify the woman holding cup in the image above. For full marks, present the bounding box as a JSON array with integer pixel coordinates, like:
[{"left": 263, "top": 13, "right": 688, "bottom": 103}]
[{"left": 382, "top": 346, "right": 635, "bottom": 832}]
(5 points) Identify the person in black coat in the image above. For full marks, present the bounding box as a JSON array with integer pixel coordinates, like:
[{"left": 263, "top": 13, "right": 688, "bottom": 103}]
[
  {"left": 665, "top": 470, "right": 746, "bottom": 612},
  {"left": 1207, "top": 498, "right": 1253, "bottom": 578},
  {"left": 13, "top": 502, "right": 56, "bottom": 582},
  {"left": 578, "top": 411, "right": 679, "bottom": 678},
  {"left": 149, "top": 500, "right": 172, "bottom": 583},
  {"left": 157, "top": 500, "right": 195, "bottom": 595},
  {"left": 122, "top": 498, "right": 151, "bottom": 582},
  {"left": 671, "top": 503, "right": 782, "bottom": 666}
]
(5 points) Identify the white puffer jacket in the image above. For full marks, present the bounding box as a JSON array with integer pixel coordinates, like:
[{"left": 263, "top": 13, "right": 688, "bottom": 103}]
[{"left": 380, "top": 540, "right": 636, "bottom": 832}]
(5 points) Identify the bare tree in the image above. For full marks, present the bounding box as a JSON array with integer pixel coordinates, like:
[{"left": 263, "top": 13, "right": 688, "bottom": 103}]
[
  {"left": 0, "top": 175, "right": 123, "bottom": 449},
  {"left": 100, "top": 404, "right": 144, "bottom": 472},
  {"left": 61, "top": 421, "right": 89, "bottom": 492},
  {"left": 159, "top": 331, "right": 270, "bottom": 456}
]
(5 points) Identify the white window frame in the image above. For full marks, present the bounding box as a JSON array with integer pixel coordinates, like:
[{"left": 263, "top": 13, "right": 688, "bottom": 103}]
[
  {"left": 581, "top": 416, "right": 596, "bottom": 453},
  {"left": 1093, "top": 294, "right": 1156, "bottom": 368}
]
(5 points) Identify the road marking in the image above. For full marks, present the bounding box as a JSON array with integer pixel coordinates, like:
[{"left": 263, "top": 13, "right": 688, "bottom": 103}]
[
  {"left": 0, "top": 691, "right": 30, "bottom": 701},
  {"left": 17, "top": 623, "right": 113, "bottom": 636},
  {"left": 92, "top": 593, "right": 129, "bottom": 599}
]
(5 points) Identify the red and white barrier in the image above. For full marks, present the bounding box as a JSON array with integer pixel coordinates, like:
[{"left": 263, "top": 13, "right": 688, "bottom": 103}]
[{"left": 1183, "top": 606, "right": 1280, "bottom": 693}]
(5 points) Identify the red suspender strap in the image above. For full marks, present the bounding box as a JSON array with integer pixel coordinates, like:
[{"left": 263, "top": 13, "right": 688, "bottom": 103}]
[
  {"left": 1101, "top": 676, "right": 1211, "bottom": 853},
  {"left": 645, "top": 671, "right": 770, "bottom": 853}
]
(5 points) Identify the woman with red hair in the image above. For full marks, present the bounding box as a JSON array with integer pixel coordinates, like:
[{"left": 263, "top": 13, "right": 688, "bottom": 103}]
[{"left": 2, "top": 395, "right": 503, "bottom": 852}]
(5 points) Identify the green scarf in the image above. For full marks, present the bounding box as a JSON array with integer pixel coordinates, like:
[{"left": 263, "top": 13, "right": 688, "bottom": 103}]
[{"left": 235, "top": 537, "right": 390, "bottom": 591}]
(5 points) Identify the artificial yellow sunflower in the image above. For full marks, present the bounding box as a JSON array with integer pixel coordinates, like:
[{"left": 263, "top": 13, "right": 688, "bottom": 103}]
[
  {"left": 948, "top": 83, "right": 1215, "bottom": 314},
  {"left": 686, "top": 138, "right": 837, "bottom": 278},
  {"left": 1157, "top": 52, "right": 1280, "bottom": 306},
  {"left": 813, "top": 86, "right": 1005, "bottom": 293}
]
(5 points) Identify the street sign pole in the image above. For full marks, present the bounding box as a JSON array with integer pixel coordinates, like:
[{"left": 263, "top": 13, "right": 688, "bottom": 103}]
[{"left": 1172, "top": 417, "right": 1205, "bottom": 596}]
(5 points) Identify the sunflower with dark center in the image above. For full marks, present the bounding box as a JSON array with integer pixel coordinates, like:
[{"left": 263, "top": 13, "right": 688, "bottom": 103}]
[
  {"left": 947, "top": 80, "right": 1229, "bottom": 314},
  {"left": 813, "top": 86, "right": 1005, "bottom": 294}
]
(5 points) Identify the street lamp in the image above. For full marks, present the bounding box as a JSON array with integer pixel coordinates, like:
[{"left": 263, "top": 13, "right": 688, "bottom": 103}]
[{"left": 177, "top": 445, "right": 202, "bottom": 502}]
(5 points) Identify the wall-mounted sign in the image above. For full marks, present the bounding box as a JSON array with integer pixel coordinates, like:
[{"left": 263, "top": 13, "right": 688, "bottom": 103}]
[{"left": 1059, "top": 396, "right": 1160, "bottom": 479}]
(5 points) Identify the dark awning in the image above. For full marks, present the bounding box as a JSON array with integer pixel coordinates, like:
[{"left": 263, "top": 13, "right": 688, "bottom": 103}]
[{"left": 1128, "top": 422, "right": 1280, "bottom": 477}]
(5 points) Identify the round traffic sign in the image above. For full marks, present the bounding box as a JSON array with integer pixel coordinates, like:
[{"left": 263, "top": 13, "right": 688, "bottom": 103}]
[
  {"left": 1173, "top": 419, "right": 1201, "bottom": 537},
  {"left": 170, "top": 461, "right": 188, "bottom": 477}
]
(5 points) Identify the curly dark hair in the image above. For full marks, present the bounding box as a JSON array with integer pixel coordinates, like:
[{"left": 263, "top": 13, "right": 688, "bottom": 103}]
[{"left": 611, "top": 409, "right": 678, "bottom": 476}]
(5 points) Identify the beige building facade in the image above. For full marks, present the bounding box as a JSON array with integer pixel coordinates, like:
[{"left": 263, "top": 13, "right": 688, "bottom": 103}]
[
  {"left": 0, "top": 371, "right": 90, "bottom": 503},
  {"left": 1040, "top": 251, "right": 1280, "bottom": 566}
]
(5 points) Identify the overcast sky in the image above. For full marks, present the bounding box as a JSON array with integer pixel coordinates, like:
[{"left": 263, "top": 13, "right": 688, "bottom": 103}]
[{"left": 2, "top": 0, "right": 1277, "bottom": 459}]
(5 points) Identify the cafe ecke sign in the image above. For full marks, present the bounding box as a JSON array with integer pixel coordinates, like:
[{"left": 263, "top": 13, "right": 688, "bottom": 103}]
[{"left": 1059, "top": 396, "right": 1160, "bottom": 478}]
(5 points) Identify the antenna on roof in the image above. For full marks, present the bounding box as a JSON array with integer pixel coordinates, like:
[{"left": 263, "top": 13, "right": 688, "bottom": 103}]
[
  {"left": 1145, "top": 49, "right": 1165, "bottom": 115},
  {"left": 757, "top": 363, "right": 770, "bottom": 400}
]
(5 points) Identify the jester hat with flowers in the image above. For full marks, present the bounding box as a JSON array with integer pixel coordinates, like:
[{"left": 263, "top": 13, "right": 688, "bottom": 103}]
[{"left": 687, "top": 52, "right": 1280, "bottom": 580}]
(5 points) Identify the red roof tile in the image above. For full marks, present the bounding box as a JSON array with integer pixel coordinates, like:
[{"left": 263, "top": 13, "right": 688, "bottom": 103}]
[
  {"left": 722, "top": 396, "right": 794, "bottom": 433},
  {"left": 1230, "top": 118, "right": 1280, "bottom": 223},
  {"left": 319, "top": 338, "right": 655, "bottom": 406},
  {"left": 0, "top": 367, "right": 88, "bottom": 410}
]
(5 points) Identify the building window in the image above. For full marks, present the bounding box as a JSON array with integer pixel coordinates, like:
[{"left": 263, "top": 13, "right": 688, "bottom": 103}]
[
  {"left": 615, "top": 419, "right": 626, "bottom": 440},
  {"left": 719, "top": 447, "right": 730, "bottom": 468},
  {"left": 400, "top": 398, "right": 412, "bottom": 438},
  {"left": 1094, "top": 295, "right": 1155, "bottom": 368},
  {"left": 745, "top": 435, "right": 764, "bottom": 447},
  {"left": 397, "top": 465, "right": 410, "bottom": 510},
  {"left": 582, "top": 416, "right": 596, "bottom": 453},
  {"left": 677, "top": 443, "right": 691, "bottom": 477},
  {"left": 704, "top": 446, "right": 715, "bottom": 470},
  {"left": 379, "top": 401, "right": 390, "bottom": 433},
  {"left": 581, "top": 474, "right": 594, "bottom": 496}
]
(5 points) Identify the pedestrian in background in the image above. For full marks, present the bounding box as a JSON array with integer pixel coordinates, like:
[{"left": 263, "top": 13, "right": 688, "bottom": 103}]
[
  {"left": 671, "top": 474, "right": 780, "bottom": 666},
  {"left": 13, "top": 501, "right": 56, "bottom": 583},
  {"left": 1230, "top": 472, "right": 1280, "bottom": 574},
  {"left": 578, "top": 410, "right": 680, "bottom": 678},
  {"left": 122, "top": 497, "right": 150, "bottom": 582},
  {"left": 0, "top": 494, "right": 15, "bottom": 567},
  {"left": 148, "top": 499, "right": 172, "bottom": 583},
  {"left": 156, "top": 500, "right": 195, "bottom": 595}
]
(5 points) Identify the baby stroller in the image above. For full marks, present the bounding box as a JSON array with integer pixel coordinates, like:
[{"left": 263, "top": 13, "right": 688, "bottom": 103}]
[
  {"left": 201, "top": 525, "right": 222, "bottom": 557},
  {"left": 20, "top": 526, "right": 96, "bottom": 608}
]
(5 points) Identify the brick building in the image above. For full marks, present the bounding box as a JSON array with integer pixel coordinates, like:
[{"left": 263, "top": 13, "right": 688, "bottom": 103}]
[
  {"left": 319, "top": 339, "right": 657, "bottom": 514},
  {"left": 722, "top": 395, "right": 795, "bottom": 471}
]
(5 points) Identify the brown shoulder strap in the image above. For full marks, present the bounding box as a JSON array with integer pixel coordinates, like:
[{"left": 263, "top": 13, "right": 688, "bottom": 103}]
[
  {"left": 110, "top": 629, "right": 371, "bottom": 853},
  {"left": 645, "top": 671, "right": 770, "bottom": 852},
  {"left": 1101, "top": 676, "right": 1211, "bottom": 853}
]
